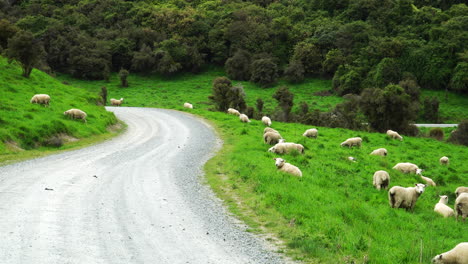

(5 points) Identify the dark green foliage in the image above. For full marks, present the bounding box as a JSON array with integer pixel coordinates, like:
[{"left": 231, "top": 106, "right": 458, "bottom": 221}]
[
  {"left": 250, "top": 58, "right": 278, "bottom": 88},
  {"left": 291, "top": 42, "right": 322, "bottom": 75},
  {"left": 6, "top": 30, "right": 45, "bottom": 78},
  {"left": 245, "top": 106, "right": 254, "bottom": 119},
  {"left": 448, "top": 120, "right": 468, "bottom": 146},
  {"left": 369, "top": 58, "right": 402, "bottom": 88},
  {"left": 209, "top": 76, "right": 244, "bottom": 112},
  {"left": 229, "top": 84, "right": 247, "bottom": 112},
  {"left": 273, "top": 86, "right": 294, "bottom": 121},
  {"left": 100, "top": 86, "right": 107, "bottom": 106},
  {"left": 131, "top": 44, "right": 156, "bottom": 73},
  {"left": 284, "top": 60, "right": 305, "bottom": 83},
  {"left": 119, "top": 69, "right": 129, "bottom": 87},
  {"left": 322, "top": 49, "right": 346, "bottom": 77},
  {"left": 256, "top": 98, "right": 264, "bottom": 114},
  {"left": 332, "top": 66, "right": 364, "bottom": 96},
  {"left": 421, "top": 97, "right": 439, "bottom": 123},
  {"left": 429, "top": 128, "right": 444, "bottom": 141},
  {"left": 450, "top": 62, "right": 468, "bottom": 92},
  {"left": 225, "top": 49, "right": 251, "bottom": 81},
  {"left": 0, "top": 19, "right": 18, "bottom": 49},
  {"left": 398, "top": 77, "right": 421, "bottom": 101}
]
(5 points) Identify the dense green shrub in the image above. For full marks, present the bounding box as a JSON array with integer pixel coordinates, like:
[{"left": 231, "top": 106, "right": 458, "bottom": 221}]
[
  {"left": 272, "top": 86, "right": 294, "bottom": 122},
  {"left": 250, "top": 58, "right": 278, "bottom": 88},
  {"left": 421, "top": 97, "right": 439, "bottom": 123},
  {"left": 6, "top": 30, "right": 45, "bottom": 78},
  {"left": 225, "top": 49, "right": 251, "bottom": 81},
  {"left": 429, "top": 128, "right": 444, "bottom": 141},
  {"left": 448, "top": 120, "right": 468, "bottom": 146},
  {"left": 119, "top": 69, "right": 129, "bottom": 87},
  {"left": 284, "top": 60, "right": 305, "bottom": 83}
]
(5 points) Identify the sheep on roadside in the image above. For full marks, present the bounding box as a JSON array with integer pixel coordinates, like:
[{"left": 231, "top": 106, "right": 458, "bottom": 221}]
[
  {"left": 455, "top": 187, "right": 468, "bottom": 198},
  {"left": 434, "top": 195, "right": 454, "bottom": 218},
  {"left": 340, "top": 137, "right": 362, "bottom": 148},
  {"left": 273, "top": 158, "right": 302, "bottom": 177},
  {"left": 370, "top": 148, "right": 388, "bottom": 156},
  {"left": 30, "top": 94, "right": 50, "bottom": 106},
  {"left": 183, "top": 102, "right": 193, "bottom": 109},
  {"left": 227, "top": 108, "right": 240, "bottom": 116},
  {"left": 303, "top": 128, "right": 318, "bottom": 138},
  {"left": 264, "top": 127, "right": 279, "bottom": 135},
  {"left": 392, "top": 162, "right": 419, "bottom": 174},
  {"left": 268, "top": 142, "right": 304, "bottom": 154},
  {"left": 388, "top": 183, "right": 426, "bottom": 211},
  {"left": 110, "top": 98, "right": 124, "bottom": 106},
  {"left": 264, "top": 131, "right": 282, "bottom": 145},
  {"left": 239, "top": 114, "right": 250, "bottom": 123},
  {"left": 373, "top": 170, "right": 390, "bottom": 190},
  {"left": 387, "top": 130, "right": 403, "bottom": 141},
  {"left": 455, "top": 193, "right": 468, "bottom": 222},
  {"left": 440, "top": 156, "right": 449, "bottom": 165},
  {"left": 432, "top": 242, "right": 468, "bottom": 264},
  {"left": 416, "top": 169, "right": 436, "bottom": 186},
  {"left": 64, "top": 108, "right": 87, "bottom": 123},
  {"left": 262, "top": 116, "right": 272, "bottom": 126}
]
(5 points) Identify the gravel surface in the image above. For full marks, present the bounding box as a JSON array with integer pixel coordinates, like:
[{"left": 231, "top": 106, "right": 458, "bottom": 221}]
[{"left": 0, "top": 107, "right": 286, "bottom": 264}]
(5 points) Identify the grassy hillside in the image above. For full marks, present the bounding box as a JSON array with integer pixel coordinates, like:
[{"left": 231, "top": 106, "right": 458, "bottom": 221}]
[
  {"left": 0, "top": 57, "right": 119, "bottom": 164},
  {"left": 60, "top": 72, "right": 468, "bottom": 263}
]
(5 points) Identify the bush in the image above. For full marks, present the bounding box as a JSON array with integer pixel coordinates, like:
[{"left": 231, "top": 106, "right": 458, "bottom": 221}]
[
  {"left": 448, "top": 120, "right": 468, "bottom": 146},
  {"left": 250, "top": 58, "right": 278, "bottom": 87},
  {"left": 119, "top": 68, "right": 129, "bottom": 87},
  {"left": 208, "top": 77, "right": 232, "bottom": 112},
  {"left": 245, "top": 106, "right": 255, "bottom": 119},
  {"left": 225, "top": 49, "right": 251, "bottom": 81},
  {"left": 429, "top": 128, "right": 444, "bottom": 141},
  {"left": 256, "top": 98, "right": 264, "bottom": 113},
  {"left": 422, "top": 97, "right": 439, "bottom": 123},
  {"left": 284, "top": 60, "right": 305, "bottom": 83},
  {"left": 100, "top": 86, "right": 107, "bottom": 106},
  {"left": 272, "top": 86, "right": 294, "bottom": 122},
  {"left": 403, "top": 124, "right": 420, "bottom": 137}
]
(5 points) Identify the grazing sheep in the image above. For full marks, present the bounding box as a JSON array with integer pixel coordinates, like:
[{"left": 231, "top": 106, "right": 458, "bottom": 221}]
[
  {"left": 264, "top": 131, "right": 282, "bottom": 145},
  {"left": 64, "top": 108, "right": 87, "bottom": 123},
  {"left": 227, "top": 108, "right": 240, "bottom": 116},
  {"left": 340, "top": 137, "right": 362, "bottom": 148},
  {"left": 434, "top": 195, "right": 454, "bottom": 218},
  {"left": 455, "top": 187, "right": 468, "bottom": 198},
  {"left": 30, "top": 94, "right": 50, "bottom": 106},
  {"left": 239, "top": 114, "right": 250, "bottom": 123},
  {"left": 455, "top": 193, "right": 468, "bottom": 222},
  {"left": 273, "top": 158, "right": 302, "bottom": 177},
  {"left": 415, "top": 169, "right": 436, "bottom": 186},
  {"left": 392, "top": 162, "right": 419, "bottom": 174},
  {"left": 262, "top": 116, "right": 272, "bottom": 126},
  {"left": 388, "top": 183, "right": 426, "bottom": 211},
  {"left": 370, "top": 148, "right": 388, "bottom": 156},
  {"left": 303, "top": 128, "right": 318, "bottom": 138},
  {"left": 432, "top": 242, "right": 468, "bottom": 264},
  {"left": 264, "top": 127, "right": 279, "bottom": 135},
  {"left": 183, "top": 102, "right": 193, "bottom": 109},
  {"left": 440, "top": 156, "right": 450, "bottom": 165},
  {"left": 373, "top": 170, "right": 390, "bottom": 190},
  {"left": 387, "top": 130, "right": 403, "bottom": 141},
  {"left": 268, "top": 142, "right": 304, "bottom": 154},
  {"left": 348, "top": 156, "right": 357, "bottom": 162},
  {"left": 110, "top": 98, "right": 124, "bottom": 106}
]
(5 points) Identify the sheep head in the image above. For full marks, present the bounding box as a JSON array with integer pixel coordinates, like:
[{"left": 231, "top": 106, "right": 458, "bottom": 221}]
[
  {"left": 414, "top": 183, "right": 426, "bottom": 194},
  {"left": 268, "top": 146, "right": 276, "bottom": 153},
  {"left": 274, "top": 158, "right": 285, "bottom": 168}
]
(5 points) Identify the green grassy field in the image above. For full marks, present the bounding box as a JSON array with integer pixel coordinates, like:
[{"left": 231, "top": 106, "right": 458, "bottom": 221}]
[
  {"left": 0, "top": 57, "right": 120, "bottom": 164},
  {"left": 59, "top": 71, "right": 468, "bottom": 263}
]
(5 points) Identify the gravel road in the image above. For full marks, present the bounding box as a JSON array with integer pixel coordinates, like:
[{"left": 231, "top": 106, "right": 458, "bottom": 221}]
[{"left": 0, "top": 107, "right": 285, "bottom": 264}]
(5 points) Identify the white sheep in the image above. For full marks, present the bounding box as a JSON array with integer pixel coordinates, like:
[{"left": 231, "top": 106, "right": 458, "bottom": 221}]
[
  {"left": 415, "top": 169, "right": 436, "bottom": 187},
  {"left": 303, "top": 128, "right": 318, "bottom": 138},
  {"left": 110, "top": 98, "right": 124, "bottom": 106},
  {"left": 340, "top": 137, "right": 362, "bottom": 148},
  {"left": 388, "top": 183, "right": 426, "bottom": 211},
  {"left": 268, "top": 142, "right": 304, "bottom": 154},
  {"left": 261, "top": 116, "right": 272, "bottom": 126},
  {"left": 392, "top": 162, "right": 419, "bottom": 174},
  {"left": 239, "top": 114, "right": 250, "bottom": 123},
  {"left": 227, "top": 108, "right": 241, "bottom": 116},
  {"left": 183, "top": 102, "right": 193, "bottom": 109},
  {"left": 455, "top": 193, "right": 468, "bottom": 222},
  {"left": 370, "top": 148, "right": 388, "bottom": 156},
  {"left": 30, "top": 94, "right": 50, "bottom": 106},
  {"left": 64, "top": 108, "right": 87, "bottom": 123},
  {"left": 434, "top": 195, "right": 454, "bottom": 218},
  {"left": 273, "top": 158, "right": 302, "bottom": 177},
  {"left": 264, "top": 131, "right": 282, "bottom": 145},
  {"left": 432, "top": 242, "right": 468, "bottom": 264},
  {"left": 348, "top": 156, "right": 357, "bottom": 162},
  {"left": 387, "top": 130, "right": 403, "bottom": 141},
  {"left": 373, "top": 170, "right": 390, "bottom": 190},
  {"left": 440, "top": 156, "right": 449, "bottom": 165},
  {"left": 264, "top": 127, "right": 279, "bottom": 135},
  {"left": 455, "top": 187, "right": 468, "bottom": 198}
]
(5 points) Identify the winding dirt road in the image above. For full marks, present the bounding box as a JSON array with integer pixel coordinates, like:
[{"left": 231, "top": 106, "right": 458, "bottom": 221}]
[{"left": 0, "top": 107, "right": 284, "bottom": 264}]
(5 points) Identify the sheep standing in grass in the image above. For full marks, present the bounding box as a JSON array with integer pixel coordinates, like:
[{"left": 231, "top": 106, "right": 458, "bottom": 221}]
[
  {"left": 432, "top": 242, "right": 468, "bottom": 264},
  {"left": 239, "top": 114, "right": 250, "bottom": 123},
  {"left": 434, "top": 195, "right": 454, "bottom": 218},
  {"left": 388, "top": 183, "right": 426, "bottom": 211},
  {"left": 110, "top": 98, "right": 124, "bottom": 106},
  {"left": 370, "top": 148, "right": 388, "bottom": 156},
  {"left": 440, "top": 156, "right": 450, "bottom": 165},
  {"left": 373, "top": 170, "right": 390, "bottom": 190},
  {"left": 64, "top": 109, "right": 87, "bottom": 123},
  {"left": 183, "top": 102, "right": 193, "bottom": 109},
  {"left": 340, "top": 137, "right": 362, "bottom": 148},
  {"left": 30, "top": 94, "right": 50, "bottom": 106},
  {"left": 264, "top": 131, "right": 282, "bottom": 145},
  {"left": 262, "top": 116, "right": 272, "bottom": 126},
  {"left": 348, "top": 156, "right": 357, "bottom": 162},
  {"left": 264, "top": 127, "right": 279, "bottom": 135},
  {"left": 268, "top": 142, "right": 304, "bottom": 154},
  {"left": 303, "top": 128, "right": 318, "bottom": 138},
  {"left": 455, "top": 187, "right": 468, "bottom": 197},
  {"left": 273, "top": 158, "right": 302, "bottom": 177},
  {"left": 392, "top": 162, "right": 419, "bottom": 174},
  {"left": 387, "top": 130, "right": 403, "bottom": 141},
  {"left": 416, "top": 169, "right": 436, "bottom": 186},
  {"left": 227, "top": 108, "right": 240, "bottom": 116},
  {"left": 455, "top": 193, "right": 468, "bottom": 222}
]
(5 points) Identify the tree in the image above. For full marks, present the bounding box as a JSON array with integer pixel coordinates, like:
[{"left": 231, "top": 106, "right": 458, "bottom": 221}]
[
  {"left": 421, "top": 97, "right": 439, "bottom": 123},
  {"left": 6, "top": 30, "right": 45, "bottom": 78},
  {"left": 291, "top": 42, "right": 322, "bottom": 75},
  {"left": 369, "top": 58, "right": 402, "bottom": 88},
  {"left": 322, "top": 49, "right": 346, "bottom": 77},
  {"left": 450, "top": 62, "right": 468, "bottom": 93},
  {"left": 131, "top": 44, "right": 156, "bottom": 73},
  {"left": 0, "top": 19, "right": 18, "bottom": 49},
  {"left": 250, "top": 58, "right": 278, "bottom": 87},
  {"left": 209, "top": 77, "right": 233, "bottom": 112},
  {"left": 229, "top": 83, "right": 247, "bottom": 112},
  {"left": 284, "top": 60, "right": 305, "bottom": 83},
  {"left": 225, "top": 49, "right": 251, "bottom": 81},
  {"left": 119, "top": 69, "right": 129, "bottom": 87},
  {"left": 273, "top": 86, "right": 294, "bottom": 122},
  {"left": 332, "top": 66, "right": 364, "bottom": 95}
]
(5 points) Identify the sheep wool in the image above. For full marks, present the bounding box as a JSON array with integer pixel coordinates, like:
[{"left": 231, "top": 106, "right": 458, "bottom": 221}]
[
  {"left": 373, "top": 170, "right": 390, "bottom": 190},
  {"left": 268, "top": 142, "right": 304, "bottom": 154},
  {"left": 434, "top": 195, "right": 455, "bottom": 218},
  {"left": 227, "top": 108, "right": 241, "bottom": 116},
  {"left": 440, "top": 156, "right": 449, "bottom": 165},
  {"left": 261, "top": 116, "right": 272, "bottom": 126},
  {"left": 239, "top": 114, "right": 250, "bottom": 123},
  {"left": 30, "top": 94, "right": 51, "bottom": 106},
  {"left": 64, "top": 108, "right": 87, "bottom": 123},
  {"left": 183, "top": 102, "right": 193, "bottom": 109},
  {"left": 274, "top": 158, "right": 302, "bottom": 177},
  {"left": 432, "top": 242, "right": 468, "bottom": 264},
  {"left": 110, "top": 98, "right": 124, "bottom": 106},
  {"left": 340, "top": 137, "right": 362, "bottom": 148},
  {"left": 303, "top": 128, "right": 318, "bottom": 138},
  {"left": 388, "top": 183, "right": 426, "bottom": 211},
  {"left": 263, "top": 131, "right": 282, "bottom": 145},
  {"left": 387, "top": 130, "right": 403, "bottom": 141},
  {"left": 455, "top": 193, "right": 468, "bottom": 222},
  {"left": 455, "top": 187, "right": 468, "bottom": 198},
  {"left": 392, "top": 162, "right": 419, "bottom": 174},
  {"left": 264, "top": 127, "right": 279, "bottom": 135},
  {"left": 370, "top": 148, "right": 388, "bottom": 156}
]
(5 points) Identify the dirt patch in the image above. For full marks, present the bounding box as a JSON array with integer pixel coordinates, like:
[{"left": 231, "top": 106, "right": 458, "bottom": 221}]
[
  {"left": 57, "top": 133, "right": 79, "bottom": 143},
  {"left": 5, "top": 141, "right": 24, "bottom": 152},
  {"left": 107, "top": 122, "right": 124, "bottom": 133}
]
